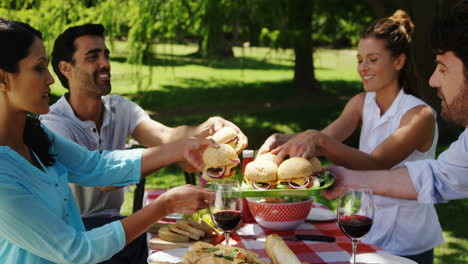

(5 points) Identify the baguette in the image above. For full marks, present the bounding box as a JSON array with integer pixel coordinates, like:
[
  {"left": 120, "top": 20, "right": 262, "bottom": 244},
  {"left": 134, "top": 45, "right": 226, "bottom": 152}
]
[
  {"left": 176, "top": 219, "right": 205, "bottom": 238},
  {"left": 158, "top": 226, "right": 189, "bottom": 242},
  {"left": 168, "top": 225, "right": 201, "bottom": 240},
  {"left": 265, "top": 234, "right": 302, "bottom": 264}
]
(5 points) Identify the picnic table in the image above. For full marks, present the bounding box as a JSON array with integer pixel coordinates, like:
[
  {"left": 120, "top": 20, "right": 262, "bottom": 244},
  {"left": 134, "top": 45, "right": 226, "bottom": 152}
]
[{"left": 144, "top": 189, "right": 384, "bottom": 264}]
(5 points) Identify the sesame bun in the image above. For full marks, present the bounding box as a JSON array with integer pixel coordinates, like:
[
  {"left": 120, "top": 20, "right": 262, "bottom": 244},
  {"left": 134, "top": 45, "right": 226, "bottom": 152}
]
[
  {"left": 255, "top": 152, "right": 277, "bottom": 163},
  {"left": 244, "top": 160, "right": 278, "bottom": 183},
  {"left": 277, "top": 157, "right": 314, "bottom": 180}
]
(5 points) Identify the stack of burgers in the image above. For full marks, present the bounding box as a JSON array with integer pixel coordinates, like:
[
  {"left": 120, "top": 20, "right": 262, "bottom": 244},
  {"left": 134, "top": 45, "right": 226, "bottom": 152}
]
[
  {"left": 201, "top": 127, "right": 245, "bottom": 182},
  {"left": 243, "top": 153, "right": 322, "bottom": 191}
]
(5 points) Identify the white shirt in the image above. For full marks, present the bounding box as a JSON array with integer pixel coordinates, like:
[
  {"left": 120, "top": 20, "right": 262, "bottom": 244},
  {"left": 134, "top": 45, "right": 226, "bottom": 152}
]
[
  {"left": 407, "top": 128, "right": 468, "bottom": 203},
  {"left": 40, "top": 94, "right": 150, "bottom": 217},
  {"left": 358, "top": 89, "right": 443, "bottom": 255}
]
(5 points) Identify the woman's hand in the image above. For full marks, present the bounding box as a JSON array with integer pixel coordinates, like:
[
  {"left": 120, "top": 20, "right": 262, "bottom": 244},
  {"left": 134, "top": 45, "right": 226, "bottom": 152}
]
[
  {"left": 258, "top": 133, "right": 294, "bottom": 156},
  {"left": 183, "top": 137, "right": 219, "bottom": 172},
  {"left": 270, "top": 129, "right": 323, "bottom": 164},
  {"left": 158, "top": 184, "right": 213, "bottom": 215}
]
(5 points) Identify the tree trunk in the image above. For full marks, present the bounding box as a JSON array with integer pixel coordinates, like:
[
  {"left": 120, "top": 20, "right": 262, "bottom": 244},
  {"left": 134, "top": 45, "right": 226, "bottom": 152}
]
[
  {"left": 290, "top": 0, "right": 320, "bottom": 92},
  {"left": 203, "top": 0, "right": 234, "bottom": 59}
]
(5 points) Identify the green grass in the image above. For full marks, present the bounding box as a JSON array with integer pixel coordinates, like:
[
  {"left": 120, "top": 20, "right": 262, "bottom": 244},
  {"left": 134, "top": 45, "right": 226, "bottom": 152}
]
[{"left": 50, "top": 42, "right": 467, "bottom": 263}]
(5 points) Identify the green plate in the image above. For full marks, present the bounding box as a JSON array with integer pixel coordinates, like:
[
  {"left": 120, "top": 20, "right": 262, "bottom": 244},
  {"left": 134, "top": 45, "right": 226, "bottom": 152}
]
[{"left": 240, "top": 174, "right": 335, "bottom": 197}]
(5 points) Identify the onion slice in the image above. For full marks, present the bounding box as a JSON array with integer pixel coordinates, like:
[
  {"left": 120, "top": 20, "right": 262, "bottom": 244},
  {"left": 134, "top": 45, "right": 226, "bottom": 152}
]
[
  {"left": 252, "top": 181, "right": 271, "bottom": 190},
  {"left": 206, "top": 166, "right": 226, "bottom": 178},
  {"left": 288, "top": 177, "right": 310, "bottom": 189},
  {"left": 226, "top": 136, "right": 239, "bottom": 144}
]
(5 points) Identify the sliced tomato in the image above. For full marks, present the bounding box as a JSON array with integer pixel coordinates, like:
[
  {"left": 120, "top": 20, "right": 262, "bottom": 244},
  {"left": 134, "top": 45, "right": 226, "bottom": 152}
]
[{"left": 237, "top": 252, "right": 256, "bottom": 263}]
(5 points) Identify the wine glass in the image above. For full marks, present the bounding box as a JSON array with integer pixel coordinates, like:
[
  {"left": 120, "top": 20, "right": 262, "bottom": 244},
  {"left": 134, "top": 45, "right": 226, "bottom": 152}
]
[
  {"left": 337, "top": 184, "right": 374, "bottom": 264},
  {"left": 209, "top": 179, "right": 243, "bottom": 246}
]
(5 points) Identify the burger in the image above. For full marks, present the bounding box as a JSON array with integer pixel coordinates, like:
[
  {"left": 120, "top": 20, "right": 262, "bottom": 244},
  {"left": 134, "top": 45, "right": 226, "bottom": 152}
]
[
  {"left": 243, "top": 159, "right": 278, "bottom": 190},
  {"left": 202, "top": 144, "right": 240, "bottom": 182},
  {"left": 212, "top": 127, "right": 245, "bottom": 154},
  {"left": 277, "top": 157, "right": 321, "bottom": 189},
  {"left": 254, "top": 152, "right": 277, "bottom": 163}
]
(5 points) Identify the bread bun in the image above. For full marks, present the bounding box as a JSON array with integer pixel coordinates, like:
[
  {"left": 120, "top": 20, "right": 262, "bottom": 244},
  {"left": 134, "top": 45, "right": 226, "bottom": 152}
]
[
  {"left": 255, "top": 152, "right": 277, "bottom": 163},
  {"left": 212, "top": 127, "right": 237, "bottom": 145},
  {"left": 244, "top": 160, "right": 278, "bottom": 183},
  {"left": 266, "top": 234, "right": 302, "bottom": 264},
  {"left": 203, "top": 144, "right": 238, "bottom": 167},
  {"left": 212, "top": 127, "right": 245, "bottom": 154},
  {"left": 202, "top": 144, "right": 240, "bottom": 182},
  {"left": 277, "top": 157, "right": 313, "bottom": 180},
  {"left": 308, "top": 156, "right": 321, "bottom": 173}
]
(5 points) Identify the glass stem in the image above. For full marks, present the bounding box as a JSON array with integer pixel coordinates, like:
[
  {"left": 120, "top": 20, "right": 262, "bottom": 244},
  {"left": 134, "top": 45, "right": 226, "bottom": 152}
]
[
  {"left": 351, "top": 239, "right": 358, "bottom": 263},
  {"left": 224, "top": 232, "right": 230, "bottom": 246}
]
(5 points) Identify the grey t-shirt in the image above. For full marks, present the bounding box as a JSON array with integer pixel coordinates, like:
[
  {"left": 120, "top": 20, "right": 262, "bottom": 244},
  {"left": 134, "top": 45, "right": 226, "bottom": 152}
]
[{"left": 40, "top": 94, "right": 149, "bottom": 217}]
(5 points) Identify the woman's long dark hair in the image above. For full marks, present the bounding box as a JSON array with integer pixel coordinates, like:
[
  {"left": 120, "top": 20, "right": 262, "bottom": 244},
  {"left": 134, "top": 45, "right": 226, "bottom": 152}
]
[{"left": 0, "top": 18, "right": 55, "bottom": 166}]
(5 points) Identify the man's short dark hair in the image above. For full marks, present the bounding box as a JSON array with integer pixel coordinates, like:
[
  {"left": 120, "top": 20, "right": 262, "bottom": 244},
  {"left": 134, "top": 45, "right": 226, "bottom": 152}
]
[
  {"left": 431, "top": 0, "right": 468, "bottom": 79},
  {"left": 52, "top": 24, "right": 105, "bottom": 89}
]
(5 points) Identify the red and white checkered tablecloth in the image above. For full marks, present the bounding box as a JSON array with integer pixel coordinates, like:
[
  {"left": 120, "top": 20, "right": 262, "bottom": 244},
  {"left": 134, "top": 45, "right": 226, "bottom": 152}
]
[{"left": 145, "top": 189, "right": 383, "bottom": 264}]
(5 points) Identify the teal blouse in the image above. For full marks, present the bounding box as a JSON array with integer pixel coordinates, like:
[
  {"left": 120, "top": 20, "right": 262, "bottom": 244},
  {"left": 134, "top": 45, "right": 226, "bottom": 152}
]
[{"left": 0, "top": 125, "right": 142, "bottom": 263}]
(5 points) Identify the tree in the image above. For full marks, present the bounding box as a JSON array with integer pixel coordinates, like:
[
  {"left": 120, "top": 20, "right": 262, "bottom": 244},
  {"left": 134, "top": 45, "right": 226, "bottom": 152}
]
[{"left": 288, "top": 0, "right": 320, "bottom": 91}]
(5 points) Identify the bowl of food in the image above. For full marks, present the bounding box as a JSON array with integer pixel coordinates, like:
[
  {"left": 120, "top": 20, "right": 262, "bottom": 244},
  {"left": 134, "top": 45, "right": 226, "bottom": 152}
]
[{"left": 246, "top": 196, "right": 314, "bottom": 231}]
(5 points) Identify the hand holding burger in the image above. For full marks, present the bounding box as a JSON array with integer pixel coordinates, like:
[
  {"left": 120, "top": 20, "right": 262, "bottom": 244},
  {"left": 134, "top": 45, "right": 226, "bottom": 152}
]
[
  {"left": 202, "top": 144, "right": 240, "bottom": 182},
  {"left": 212, "top": 127, "right": 247, "bottom": 154}
]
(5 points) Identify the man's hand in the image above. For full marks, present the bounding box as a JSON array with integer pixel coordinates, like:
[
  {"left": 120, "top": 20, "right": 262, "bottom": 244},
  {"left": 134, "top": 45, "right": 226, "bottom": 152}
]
[
  {"left": 320, "top": 165, "right": 348, "bottom": 200},
  {"left": 201, "top": 116, "right": 248, "bottom": 150},
  {"left": 183, "top": 137, "right": 219, "bottom": 172}
]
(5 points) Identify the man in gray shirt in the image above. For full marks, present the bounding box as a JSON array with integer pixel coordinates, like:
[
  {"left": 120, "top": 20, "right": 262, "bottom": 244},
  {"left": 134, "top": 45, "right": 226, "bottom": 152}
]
[{"left": 41, "top": 24, "right": 247, "bottom": 264}]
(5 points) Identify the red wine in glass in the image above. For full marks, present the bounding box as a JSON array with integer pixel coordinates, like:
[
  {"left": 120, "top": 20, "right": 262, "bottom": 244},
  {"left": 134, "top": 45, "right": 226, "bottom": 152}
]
[
  {"left": 209, "top": 179, "right": 243, "bottom": 245},
  {"left": 339, "top": 215, "right": 373, "bottom": 240},
  {"left": 337, "top": 185, "right": 374, "bottom": 264},
  {"left": 212, "top": 210, "right": 242, "bottom": 231}
]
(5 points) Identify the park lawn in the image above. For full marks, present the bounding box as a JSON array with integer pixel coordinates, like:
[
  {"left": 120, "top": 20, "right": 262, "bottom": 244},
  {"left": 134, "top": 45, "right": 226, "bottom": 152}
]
[{"left": 50, "top": 42, "right": 467, "bottom": 264}]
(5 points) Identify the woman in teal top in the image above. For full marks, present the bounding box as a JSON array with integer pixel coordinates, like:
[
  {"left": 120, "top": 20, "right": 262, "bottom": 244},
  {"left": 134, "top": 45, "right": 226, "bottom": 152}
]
[{"left": 0, "top": 18, "right": 215, "bottom": 263}]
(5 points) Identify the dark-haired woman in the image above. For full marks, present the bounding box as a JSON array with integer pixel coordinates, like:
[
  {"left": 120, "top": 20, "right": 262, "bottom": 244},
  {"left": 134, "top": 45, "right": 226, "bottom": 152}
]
[
  {"left": 0, "top": 17, "right": 215, "bottom": 263},
  {"left": 259, "top": 10, "right": 441, "bottom": 263}
]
